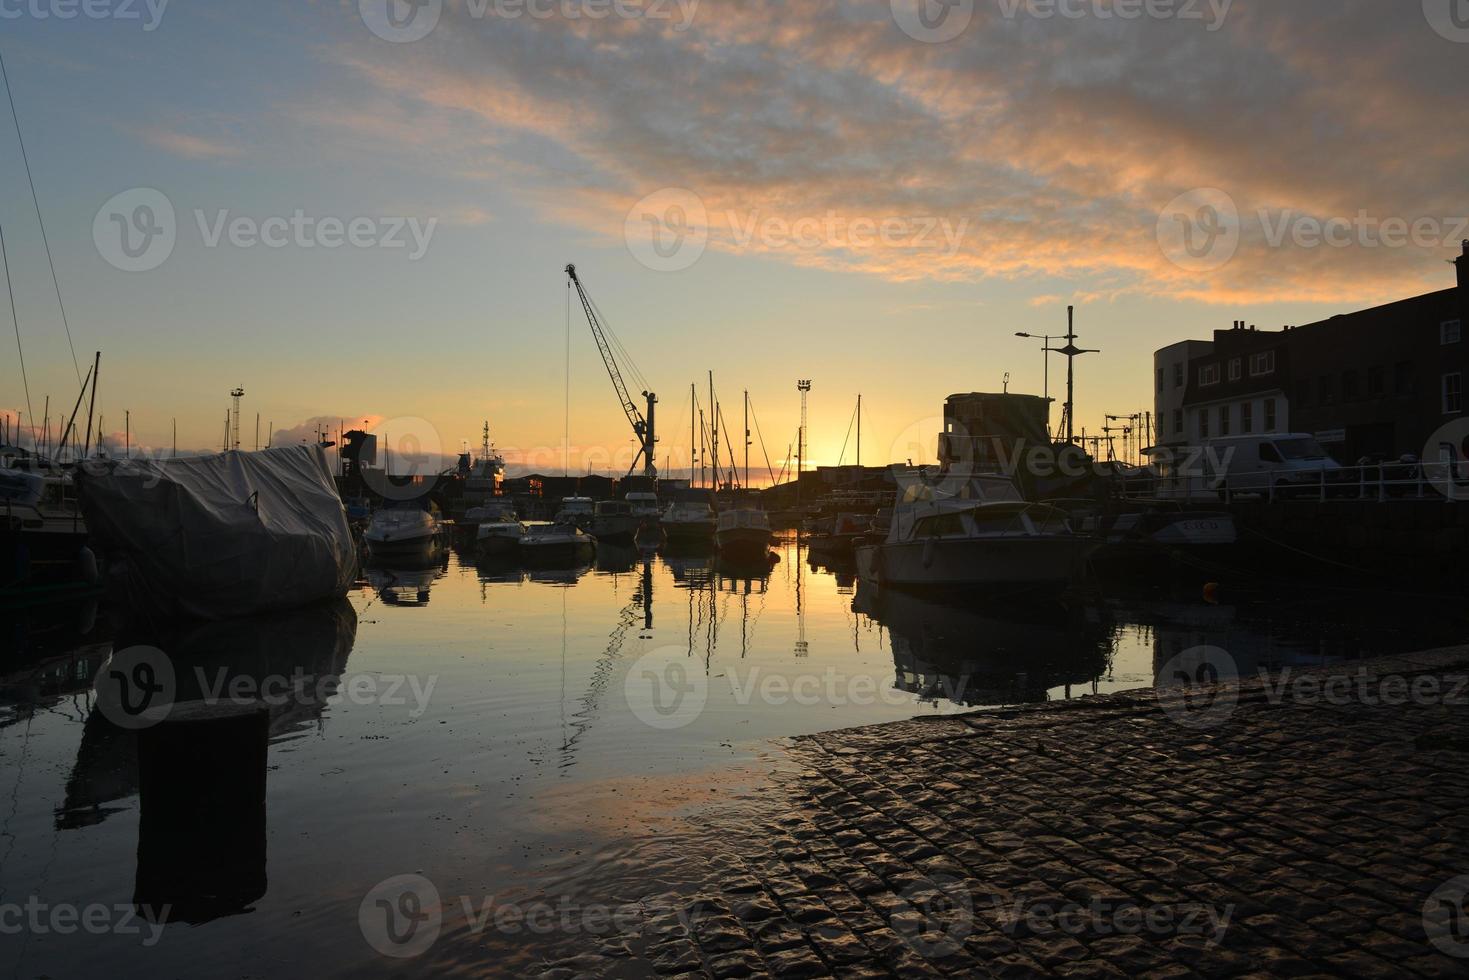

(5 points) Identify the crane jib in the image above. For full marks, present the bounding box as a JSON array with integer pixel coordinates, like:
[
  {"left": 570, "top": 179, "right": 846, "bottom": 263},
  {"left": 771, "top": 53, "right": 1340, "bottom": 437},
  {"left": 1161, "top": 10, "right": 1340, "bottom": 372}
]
[{"left": 565, "top": 264, "right": 659, "bottom": 480}]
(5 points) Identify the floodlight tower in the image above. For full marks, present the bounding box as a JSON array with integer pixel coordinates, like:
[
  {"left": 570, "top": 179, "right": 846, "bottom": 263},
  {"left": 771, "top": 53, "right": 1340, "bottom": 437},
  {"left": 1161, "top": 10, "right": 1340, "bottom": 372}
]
[
  {"left": 796, "top": 380, "right": 811, "bottom": 505},
  {"left": 230, "top": 386, "right": 245, "bottom": 451}
]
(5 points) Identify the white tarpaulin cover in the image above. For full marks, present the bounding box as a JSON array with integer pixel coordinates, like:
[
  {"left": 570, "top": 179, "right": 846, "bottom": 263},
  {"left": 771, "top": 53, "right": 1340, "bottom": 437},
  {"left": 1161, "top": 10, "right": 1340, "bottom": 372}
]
[{"left": 78, "top": 446, "right": 356, "bottom": 619}]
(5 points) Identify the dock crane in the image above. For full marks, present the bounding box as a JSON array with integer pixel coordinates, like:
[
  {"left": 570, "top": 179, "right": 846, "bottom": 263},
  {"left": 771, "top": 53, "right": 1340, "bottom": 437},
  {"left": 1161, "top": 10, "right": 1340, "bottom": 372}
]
[{"left": 565, "top": 264, "right": 658, "bottom": 481}]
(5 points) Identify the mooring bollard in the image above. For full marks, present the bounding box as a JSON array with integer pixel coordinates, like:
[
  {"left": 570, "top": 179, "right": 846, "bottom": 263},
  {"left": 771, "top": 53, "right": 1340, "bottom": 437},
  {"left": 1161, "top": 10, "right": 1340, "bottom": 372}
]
[{"left": 133, "top": 699, "right": 269, "bottom": 924}]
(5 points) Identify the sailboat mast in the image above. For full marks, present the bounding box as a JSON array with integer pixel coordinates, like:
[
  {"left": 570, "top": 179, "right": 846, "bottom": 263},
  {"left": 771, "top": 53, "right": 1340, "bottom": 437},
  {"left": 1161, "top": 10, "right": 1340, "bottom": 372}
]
[
  {"left": 690, "top": 383, "right": 696, "bottom": 490},
  {"left": 856, "top": 393, "right": 861, "bottom": 467}
]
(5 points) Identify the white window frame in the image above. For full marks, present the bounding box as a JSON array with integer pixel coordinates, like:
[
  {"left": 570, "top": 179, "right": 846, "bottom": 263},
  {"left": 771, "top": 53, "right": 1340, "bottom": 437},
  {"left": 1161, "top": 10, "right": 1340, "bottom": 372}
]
[
  {"left": 1228, "top": 358, "right": 1242, "bottom": 382},
  {"left": 1199, "top": 364, "right": 1220, "bottom": 386},
  {"left": 1249, "top": 351, "right": 1276, "bottom": 377},
  {"left": 1263, "top": 397, "right": 1277, "bottom": 432},
  {"left": 1445, "top": 373, "right": 1464, "bottom": 415},
  {"left": 1443, "top": 320, "right": 1462, "bottom": 345},
  {"left": 1240, "top": 401, "right": 1253, "bottom": 433},
  {"left": 1173, "top": 363, "right": 1184, "bottom": 388}
]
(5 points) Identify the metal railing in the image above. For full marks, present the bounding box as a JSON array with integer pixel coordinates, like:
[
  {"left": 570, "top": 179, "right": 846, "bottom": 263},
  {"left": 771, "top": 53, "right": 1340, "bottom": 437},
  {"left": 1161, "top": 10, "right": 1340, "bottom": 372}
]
[{"left": 1125, "top": 461, "right": 1468, "bottom": 504}]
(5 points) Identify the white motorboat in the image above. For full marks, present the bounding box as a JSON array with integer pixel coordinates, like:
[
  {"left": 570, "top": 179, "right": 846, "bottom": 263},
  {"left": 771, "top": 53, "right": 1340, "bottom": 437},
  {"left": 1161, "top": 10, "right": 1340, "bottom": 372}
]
[
  {"left": 662, "top": 497, "right": 717, "bottom": 546},
  {"left": 716, "top": 507, "right": 773, "bottom": 563},
  {"left": 624, "top": 491, "right": 661, "bottom": 524},
  {"left": 473, "top": 501, "right": 525, "bottom": 557},
  {"left": 365, "top": 505, "right": 444, "bottom": 564},
  {"left": 856, "top": 496, "right": 1099, "bottom": 591},
  {"left": 553, "top": 496, "right": 595, "bottom": 530},
  {"left": 518, "top": 521, "right": 595, "bottom": 564},
  {"left": 591, "top": 499, "right": 639, "bottom": 543}
]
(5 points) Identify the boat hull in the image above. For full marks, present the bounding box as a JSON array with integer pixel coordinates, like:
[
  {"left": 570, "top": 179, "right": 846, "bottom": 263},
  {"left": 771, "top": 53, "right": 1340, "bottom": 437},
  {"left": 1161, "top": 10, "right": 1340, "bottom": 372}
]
[
  {"left": 663, "top": 520, "right": 717, "bottom": 545},
  {"left": 365, "top": 532, "right": 440, "bottom": 565},
  {"left": 476, "top": 533, "right": 519, "bottom": 557},
  {"left": 717, "top": 527, "right": 773, "bottom": 563},
  {"left": 590, "top": 515, "right": 640, "bottom": 544},
  {"left": 862, "top": 535, "right": 1099, "bottom": 590}
]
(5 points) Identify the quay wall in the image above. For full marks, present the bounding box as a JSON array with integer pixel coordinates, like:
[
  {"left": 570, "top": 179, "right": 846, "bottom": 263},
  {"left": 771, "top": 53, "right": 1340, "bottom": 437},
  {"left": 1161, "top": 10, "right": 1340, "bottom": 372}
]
[{"left": 1221, "top": 498, "right": 1466, "bottom": 581}]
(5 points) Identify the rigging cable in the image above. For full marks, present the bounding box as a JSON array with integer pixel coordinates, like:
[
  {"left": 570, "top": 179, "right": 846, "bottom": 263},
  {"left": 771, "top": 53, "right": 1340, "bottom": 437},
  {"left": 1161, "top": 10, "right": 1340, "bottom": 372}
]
[
  {"left": 836, "top": 398, "right": 859, "bottom": 466},
  {"left": 0, "top": 46, "right": 81, "bottom": 387},
  {"left": 745, "top": 395, "right": 779, "bottom": 487},
  {"left": 1, "top": 224, "right": 37, "bottom": 453}
]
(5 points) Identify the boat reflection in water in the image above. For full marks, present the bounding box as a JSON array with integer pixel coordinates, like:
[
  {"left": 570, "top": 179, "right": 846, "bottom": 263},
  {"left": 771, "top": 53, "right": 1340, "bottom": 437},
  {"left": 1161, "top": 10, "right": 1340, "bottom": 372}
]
[
  {"left": 38, "top": 600, "right": 358, "bottom": 925},
  {"left": 853, "top": 581, "right": 1115, "bottom": 707},
  {"left": 367, "top": 562, "right": 447, "bottom": 605}
]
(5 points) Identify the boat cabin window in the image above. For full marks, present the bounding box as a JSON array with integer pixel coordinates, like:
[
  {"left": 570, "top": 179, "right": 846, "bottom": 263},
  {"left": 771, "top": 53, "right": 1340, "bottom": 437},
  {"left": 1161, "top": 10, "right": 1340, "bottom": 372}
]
[{"left": 915, "top": 513, "right": 966, "bottom": 537}]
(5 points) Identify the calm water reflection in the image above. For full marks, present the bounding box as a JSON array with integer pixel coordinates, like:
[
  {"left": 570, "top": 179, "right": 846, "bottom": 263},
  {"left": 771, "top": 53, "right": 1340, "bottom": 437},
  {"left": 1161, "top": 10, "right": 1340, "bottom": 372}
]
[{"left": 2, "top": 532, "right": 1466, "bottom": 976}]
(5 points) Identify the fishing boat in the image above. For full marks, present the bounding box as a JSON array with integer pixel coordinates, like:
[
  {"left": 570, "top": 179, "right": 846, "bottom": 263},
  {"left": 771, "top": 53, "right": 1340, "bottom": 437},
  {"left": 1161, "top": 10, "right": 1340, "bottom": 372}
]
[
  {"left": 856, "top": 499, "right": 1099, "bottom": 592},
  {"left": 518, "top": 521, "right": 596, "bottom": 564},
  {"left": 365, "top": 504, "right": 445, "bottom": 565},
  {"left": 473, "top": 501, "right": 525, "bottom": 557},
  {"left": 661, "top": 494, "right": 717, "bottom": 546},
  {"left": 553, "top": 496, "right": 595, "bottom": 530},
  {"left": 590, "top": 499, "right": 639, "bottom": 544},
  {"left": 716, "top": 506, "right": 773, "bottom": 563}
]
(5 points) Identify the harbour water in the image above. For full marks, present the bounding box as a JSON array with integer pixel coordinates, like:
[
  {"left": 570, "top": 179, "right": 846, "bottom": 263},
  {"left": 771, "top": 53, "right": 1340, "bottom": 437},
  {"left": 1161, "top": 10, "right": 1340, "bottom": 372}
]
[{"left": 2, "top": 533, "right": 1467, "bottom": 976}]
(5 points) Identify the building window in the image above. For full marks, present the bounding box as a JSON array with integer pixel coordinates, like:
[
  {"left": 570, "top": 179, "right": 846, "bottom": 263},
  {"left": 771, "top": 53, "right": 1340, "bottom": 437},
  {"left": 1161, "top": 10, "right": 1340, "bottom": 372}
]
[
  {"left": 1446, "top": 373, "right": 1464, "bottom": 414},
  {"left": 1173, "top": 408, "right": 1183, "bottom": 435},
  {"left": 1319, "top": 375, "right": 1336, "bottom": 405},
  {"left": 1394, "top": 362, "right": 1415, "bottom": 396},
  {"left": 1228, "top": 358, "right": 1242, "bottom": 382},
  {"left": 1218, "top": 406, "right": 1230, "bottom": 436},
  {"left": 1249, "top": 351, "right": 1276, "bottom": 376},
  {"left": 1443, "top": 320, "right": 1462, "bottom": 345},
  {"left": 1264, "top": 398, "right": 1276, "bottom": 431},
  {"left": 1367, "top": 365, "right": 1385, "bottom": 397},
  {"left": 1240, "top": 401, "right": 1253, "bottom": 433},
  {"left": 1157, "top": 368, "right": 1164, "bottom": 393},
  {"left": 1199, "top": 410, "right": 1209, "bottom": 440},
  {"left": 1343, "top": 369, "right": 1360, "bottom": 402},
  {"left": 1173, "top": 363, "right": 1184, "bottom": 388},
  {"left": 1199, "top": 364, "right": 1220, "bottom": 386}
]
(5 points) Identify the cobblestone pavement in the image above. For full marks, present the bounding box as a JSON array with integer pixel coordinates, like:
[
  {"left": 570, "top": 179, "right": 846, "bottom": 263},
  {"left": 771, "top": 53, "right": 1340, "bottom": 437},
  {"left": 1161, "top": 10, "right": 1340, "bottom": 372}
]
[{"left": 556, "top": 648, "right": 1469, "bottom": 978}]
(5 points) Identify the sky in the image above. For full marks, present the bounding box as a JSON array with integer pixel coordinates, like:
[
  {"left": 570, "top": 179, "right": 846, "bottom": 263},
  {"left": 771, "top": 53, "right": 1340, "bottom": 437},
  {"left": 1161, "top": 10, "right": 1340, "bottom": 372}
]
[{"left": 1, "top": 0, "right": 1465, "bottom": 479}]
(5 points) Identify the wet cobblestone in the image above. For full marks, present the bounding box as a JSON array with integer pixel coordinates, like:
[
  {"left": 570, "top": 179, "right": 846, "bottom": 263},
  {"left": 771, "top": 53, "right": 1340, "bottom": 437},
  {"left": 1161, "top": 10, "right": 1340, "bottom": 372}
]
[{"left": 551, "top": 649, "right": 1469, "bottom": 977}]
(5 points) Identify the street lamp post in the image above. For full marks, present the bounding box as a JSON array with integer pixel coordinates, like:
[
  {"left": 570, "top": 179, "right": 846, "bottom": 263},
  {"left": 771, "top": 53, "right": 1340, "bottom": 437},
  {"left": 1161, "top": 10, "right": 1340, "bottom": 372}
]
[{"left": 1017, "top": 305, "right": 1099, "bottom": 446}]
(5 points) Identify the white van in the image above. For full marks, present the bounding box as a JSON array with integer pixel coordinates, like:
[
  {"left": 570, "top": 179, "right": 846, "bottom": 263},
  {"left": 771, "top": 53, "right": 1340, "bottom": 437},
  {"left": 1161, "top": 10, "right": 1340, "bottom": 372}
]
[{"left": 1204, "top": 433, "right": 1342, "bottom": 496}]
